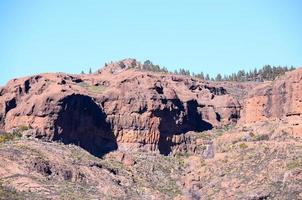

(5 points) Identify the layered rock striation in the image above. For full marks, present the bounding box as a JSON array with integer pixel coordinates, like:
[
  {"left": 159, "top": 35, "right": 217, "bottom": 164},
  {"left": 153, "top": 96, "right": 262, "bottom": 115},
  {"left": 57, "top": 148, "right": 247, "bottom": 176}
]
[
  {"left": 240, "top": 68, "right": 302, "bottom": 136},
  {"left": 0, "top": 59, "right": 243, "bottom": 155}
]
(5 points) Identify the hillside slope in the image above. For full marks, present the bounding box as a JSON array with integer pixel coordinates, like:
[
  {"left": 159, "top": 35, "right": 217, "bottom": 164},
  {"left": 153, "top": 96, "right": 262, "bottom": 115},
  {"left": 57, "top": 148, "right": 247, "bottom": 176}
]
[{"left": 0, "top": 59, "right": 302, "bottom": 199}]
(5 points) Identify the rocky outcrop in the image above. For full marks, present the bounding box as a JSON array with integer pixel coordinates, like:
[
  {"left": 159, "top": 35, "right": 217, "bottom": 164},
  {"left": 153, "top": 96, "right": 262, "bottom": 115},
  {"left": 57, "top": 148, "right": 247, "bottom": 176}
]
[
  {"left": 178, "top": 121, "right": 302, "bottom": 200},
  {"left": 240, "top": 68, "right": 302, "bottom": 136},
  {"left": 0, "top": 59, "right": 244, "bottom": 155},
  {"left": 0, "top": 139, "right": 185, "bottom": 199}
]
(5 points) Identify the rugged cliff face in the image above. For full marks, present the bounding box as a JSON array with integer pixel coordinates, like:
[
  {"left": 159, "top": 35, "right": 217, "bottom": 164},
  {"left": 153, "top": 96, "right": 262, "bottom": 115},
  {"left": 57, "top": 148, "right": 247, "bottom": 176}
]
[
  {"left": 240, "top": 68, "right": 302, "bottom": 136},
  {"left": 1, "top": 60, "right": 302, "bottom": 199},
  {"left": 0, "top": 59, "right": 244, "bottom": 155}
]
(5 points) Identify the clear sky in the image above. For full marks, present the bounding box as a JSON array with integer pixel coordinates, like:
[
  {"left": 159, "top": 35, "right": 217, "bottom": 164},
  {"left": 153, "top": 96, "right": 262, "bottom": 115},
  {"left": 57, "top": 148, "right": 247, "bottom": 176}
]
[{"left": 1, "top": 0, "right": 301, "bottom": 85}]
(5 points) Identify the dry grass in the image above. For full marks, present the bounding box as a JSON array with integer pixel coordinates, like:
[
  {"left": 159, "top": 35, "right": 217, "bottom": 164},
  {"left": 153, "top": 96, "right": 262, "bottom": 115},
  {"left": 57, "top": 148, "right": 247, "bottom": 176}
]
[
  {"left": 77, "top": 82, "right": 106, "bottom": 93},
  {"left": 0, "top": 132, "right": 21, "bottom": 143}
]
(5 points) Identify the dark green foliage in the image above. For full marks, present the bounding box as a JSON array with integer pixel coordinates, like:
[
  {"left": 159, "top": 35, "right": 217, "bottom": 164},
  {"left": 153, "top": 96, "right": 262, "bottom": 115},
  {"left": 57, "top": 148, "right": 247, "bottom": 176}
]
[
  {"left": 174, "top": 68, "right": 190, "bottom": 76},
  {"left": 194, "top": 72, "right": 204, "bottom": 79},
  {"left": 215, "top": 73, "right": 222, "bottom": 81},
  {"left": 232, "top": 65, "right": 295, "bottom": 82},
  {"left": 205, "top": 74, "right": 210, "bottom": 80},
  {"left": 191, "top": 65, "right": 295, "bottom": 82},
  {"left": 98, "top": 58, "right": 296, "bottom": 82},
  {"left": 142, "top": 60, "right": 168, "bottom": 73}
]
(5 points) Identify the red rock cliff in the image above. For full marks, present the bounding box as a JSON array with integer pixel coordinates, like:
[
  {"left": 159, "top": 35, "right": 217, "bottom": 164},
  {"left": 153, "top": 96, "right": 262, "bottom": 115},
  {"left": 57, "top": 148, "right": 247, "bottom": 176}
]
[
  {"left": 0, "top": 59, "right": 246, "bottom": 155},
  {"left": 240, "top": 68, "right": 302, "bottom": 136}
]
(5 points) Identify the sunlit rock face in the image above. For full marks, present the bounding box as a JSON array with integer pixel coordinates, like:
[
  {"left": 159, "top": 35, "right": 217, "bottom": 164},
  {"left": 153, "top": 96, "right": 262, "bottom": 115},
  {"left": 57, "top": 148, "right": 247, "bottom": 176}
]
[
  {"left": 0, "top": 59, "right": 243, "bottom": 155},
  {"left": 240, "top": 68, "right": 302, "bottom": 136}
]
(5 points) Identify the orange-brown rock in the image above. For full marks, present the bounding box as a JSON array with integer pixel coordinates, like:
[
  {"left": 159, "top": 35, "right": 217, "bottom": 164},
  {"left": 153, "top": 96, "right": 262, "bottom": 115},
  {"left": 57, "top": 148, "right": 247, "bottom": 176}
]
[
  {"left": 113, "top": 151, "right": 136, "bottom": 166},
  {"left": 0, "top": 59, "right": 244, "bottom": 155},
  {"left": 240, "top": 68, "right": 302, "bottom": 136}
]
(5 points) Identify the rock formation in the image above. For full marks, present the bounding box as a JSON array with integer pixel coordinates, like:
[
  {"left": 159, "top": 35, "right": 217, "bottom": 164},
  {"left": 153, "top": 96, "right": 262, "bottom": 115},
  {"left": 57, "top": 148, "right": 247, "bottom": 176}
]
[
  {"left": 240, "top": 68, "right": 302, "bottom": 136},
  {"left": 0, "top": 59, "right": 243, "bottom": 155},
  {"left": 1, "top": 59, "right": 302, "bottom": 199}
]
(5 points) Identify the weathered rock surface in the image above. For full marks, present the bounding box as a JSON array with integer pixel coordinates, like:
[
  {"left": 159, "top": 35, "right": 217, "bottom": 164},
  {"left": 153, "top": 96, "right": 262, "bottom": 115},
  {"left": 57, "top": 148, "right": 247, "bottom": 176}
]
[
  {"left": 0, "top": 59, "right": 244, "bottom": 155},
  {"left": 1, "top": 119, "right": 301, "bottom": 200},
  {"left": 0, "top": 139, "right": 184, "bottom": 199},
  {"left": 179, "top": 121, "right": 302, "bottom": 200},
  {"left": 240, "top": 68, "right": 302, "bottom": 136},
  {"left": 1, "top": 60, "right": 302, "bottom": 199}
]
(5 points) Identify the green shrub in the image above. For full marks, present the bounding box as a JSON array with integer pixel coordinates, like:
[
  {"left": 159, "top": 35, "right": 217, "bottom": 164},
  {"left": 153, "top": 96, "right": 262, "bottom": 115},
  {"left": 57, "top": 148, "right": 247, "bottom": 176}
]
[
  {"left": 239, "top": 143, "right": 248, "bottom": 149},
  {"left": 0, "top": 131, "right": 21, "bottom": 143},
  {"left": 18, "top": 125, "right": 29, "bottom": 132},
  {"left": 0, "top": 125, "right": 29, "bottom": 143}
]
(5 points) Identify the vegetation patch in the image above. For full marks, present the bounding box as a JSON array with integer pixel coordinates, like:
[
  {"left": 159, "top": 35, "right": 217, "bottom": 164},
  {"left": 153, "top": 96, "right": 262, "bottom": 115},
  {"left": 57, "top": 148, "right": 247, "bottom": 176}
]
[
  {"left": 287, "top": 157, "right": 302, "bottom": 170},
  {"left": 0, "top": 182, "right": 27, "bottom": 200},
  {"left": 176, "top": 64, "right": 295, "bottom": 82},
  {"left": 141, "top": 60, "right": 169, "bottom": 74},
  {"left": 77, "top": 82, "right": 106, "bottom": 93},
  {"left": 253, "top": 134, "right": 270, "bottom": 141},
  {"left": 18, "top": 125, "right": 30, "bottom": 132},
  {"left": 0, "top": 125, "right": 30, "bottom": 144},
  {"left": 0, "top": 131, "right": 21, "bottom": 143},
  {"left": 239, "top": 143, "right": 248, "bottom": 149}
]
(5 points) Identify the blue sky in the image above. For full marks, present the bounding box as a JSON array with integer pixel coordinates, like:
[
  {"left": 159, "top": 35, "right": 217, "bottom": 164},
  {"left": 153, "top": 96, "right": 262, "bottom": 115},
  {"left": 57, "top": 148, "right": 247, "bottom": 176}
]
[{"left": 0, "top": 0, "right": 301, "bottom": 85}]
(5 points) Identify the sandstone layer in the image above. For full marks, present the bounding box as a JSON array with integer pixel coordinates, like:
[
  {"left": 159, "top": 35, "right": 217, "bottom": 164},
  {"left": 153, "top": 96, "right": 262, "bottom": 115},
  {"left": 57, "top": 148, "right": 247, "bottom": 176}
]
[
  {"left": 240, "top": 68, "right": 302, "bottom": 136},
  {"left": 0, "top": 59, "right": 245, "bottom": 155}
]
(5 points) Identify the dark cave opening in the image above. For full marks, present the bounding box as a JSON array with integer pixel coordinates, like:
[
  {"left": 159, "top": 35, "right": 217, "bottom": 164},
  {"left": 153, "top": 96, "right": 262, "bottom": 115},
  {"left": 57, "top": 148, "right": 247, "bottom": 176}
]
[
  {"left": 5, "top": 98, "right": 17, "bottom": 113},
  {"left": 155, "top": 99, "right": 213, "bottom": 155},
  {"left": 186, "top": 100, "right": 213, "bottom": 131},
  {"left": 53, "top": 94, "right": 117, "bottom": 157},
  {"left": 24, "top": 80, "right": 31, "bottom": 93}
]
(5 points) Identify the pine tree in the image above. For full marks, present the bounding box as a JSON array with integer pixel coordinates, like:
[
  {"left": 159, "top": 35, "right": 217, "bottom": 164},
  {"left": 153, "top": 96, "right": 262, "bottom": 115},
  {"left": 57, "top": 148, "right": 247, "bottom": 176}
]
[
  {"left": 215, "top": 73, "right": 222, "bottom": 81},
  {"left": 195, "top": 72, "right": 204, "bottom": 79}
]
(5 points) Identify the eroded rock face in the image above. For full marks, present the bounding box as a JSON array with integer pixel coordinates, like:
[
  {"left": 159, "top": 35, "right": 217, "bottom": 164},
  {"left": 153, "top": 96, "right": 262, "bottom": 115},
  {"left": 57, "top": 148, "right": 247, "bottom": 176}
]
[
  {"left": 178, "top": 121, "right": 302, "bottom": 200},
  {"left": 53, "top": 94, "right": 117, "bottom": 157},
  {"left": 0, "top": 59, "right": 243, "bottom": 155},
  {"left": 240, "top": 68, "right": 302, "bottom": 136}
]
